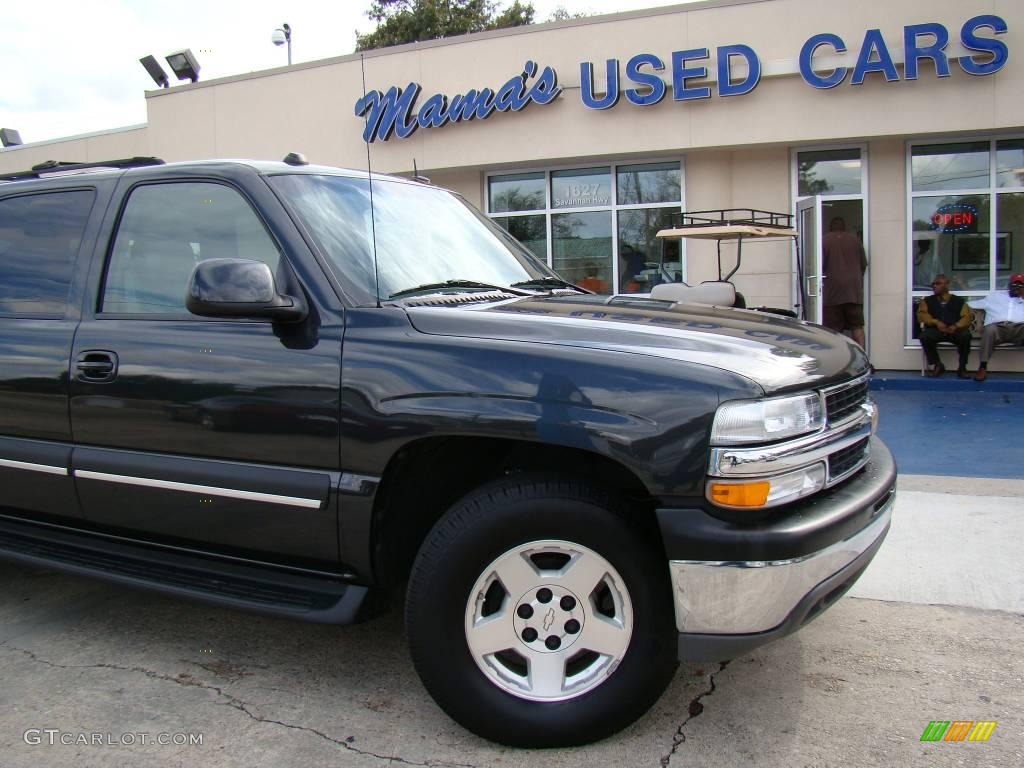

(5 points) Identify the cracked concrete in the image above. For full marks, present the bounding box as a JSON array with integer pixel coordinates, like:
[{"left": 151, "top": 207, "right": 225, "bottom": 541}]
[{"left": 660, "top": 661, "right": 730, "bottom": 767}]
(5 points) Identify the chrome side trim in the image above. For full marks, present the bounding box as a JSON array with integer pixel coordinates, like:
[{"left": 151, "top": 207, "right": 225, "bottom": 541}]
[
  {"left": 0, "top": 458, "right": 69, "bottom": 476},
  {"left": 73, "top": 470, "right": 323, "bottom": 510},
  {"left": 709, "top": 403, "right": 874, "bottom": 478},
  {"left": 668, "top": 493, "right": 893, "bottom": 635}
]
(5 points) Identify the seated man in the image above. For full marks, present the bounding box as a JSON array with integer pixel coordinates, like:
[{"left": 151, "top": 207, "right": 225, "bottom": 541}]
[
  {"left": 917, "top": 274, "right": 973, "bottom": 377},
  {"left": 969, "top": 273, "right": 1024, "bottom": 382}
]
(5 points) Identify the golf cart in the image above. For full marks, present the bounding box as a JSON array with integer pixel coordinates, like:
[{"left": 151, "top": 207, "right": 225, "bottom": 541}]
[{"left": 629, "top": 208, "right": 801, "bottom": 319}]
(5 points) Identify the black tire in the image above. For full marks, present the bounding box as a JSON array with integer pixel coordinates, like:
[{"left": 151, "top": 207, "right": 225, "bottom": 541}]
[{"left": 405, "top": 475, "right": 678, "bottom": 747}]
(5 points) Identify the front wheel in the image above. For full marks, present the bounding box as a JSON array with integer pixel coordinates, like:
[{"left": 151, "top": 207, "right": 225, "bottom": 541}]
[{"left": 405, "top": 476, "right": 678, "bottom": 747}]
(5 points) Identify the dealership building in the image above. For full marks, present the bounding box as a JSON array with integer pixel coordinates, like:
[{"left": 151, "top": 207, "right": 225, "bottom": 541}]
[{"left": 2, "top": 0, "right": 1022, "bottom": 371}]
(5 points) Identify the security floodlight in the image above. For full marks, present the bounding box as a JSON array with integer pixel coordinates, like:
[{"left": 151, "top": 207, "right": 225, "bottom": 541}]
[
  {"left": 271, "top": 23, "right": 292, "bottom": 66},
  {"left": 139, "top": 55, "right": 170, "bottom": 88},
  {"left": 165, "top": 49, "right": 200, "bottom": 83},
  {"left": 0, "top": 128, "right": 23, "bottom": 147}
]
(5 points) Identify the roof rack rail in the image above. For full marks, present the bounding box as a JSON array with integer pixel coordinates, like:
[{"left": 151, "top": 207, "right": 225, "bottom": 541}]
[
  {"left": 0, "top": 156, "right": 165, "bottom": 182},
  {"left": 667, "top": 208, "right": 795, "bottom": 231}
]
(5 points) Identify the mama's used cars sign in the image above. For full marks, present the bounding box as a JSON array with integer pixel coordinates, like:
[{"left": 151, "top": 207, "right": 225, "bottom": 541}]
[{"left": 355, "top": 15, "right": 1008, "bottom": 143}]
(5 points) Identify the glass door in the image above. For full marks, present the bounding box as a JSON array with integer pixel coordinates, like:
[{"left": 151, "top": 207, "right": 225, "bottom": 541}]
[{"left": 798, "top": 196, "right": 823, "bottom": 323}]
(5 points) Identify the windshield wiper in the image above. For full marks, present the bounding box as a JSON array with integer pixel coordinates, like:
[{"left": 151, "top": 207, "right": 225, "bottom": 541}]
[
  {"left": 509, "top": 277, "right": 586, "bottom": 292},
  {"left": 389, "top": 279, "right": 531, "bottom": 299}
]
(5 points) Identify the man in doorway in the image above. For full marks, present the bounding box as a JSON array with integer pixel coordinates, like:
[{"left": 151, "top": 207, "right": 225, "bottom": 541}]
[
  {"left": 822, "top": 216, "right": 868, "bottom": 348},
  {"left": 917, "top": 274, "right": 972, "bottom": 377},
  {"left": 969, "top": 273, "right": 1024, "bottom": 382}
]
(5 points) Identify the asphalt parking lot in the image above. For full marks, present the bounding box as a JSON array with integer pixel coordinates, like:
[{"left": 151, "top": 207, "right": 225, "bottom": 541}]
[{"left": 2, "top": 473, "right": 1022, "bottom": 768}]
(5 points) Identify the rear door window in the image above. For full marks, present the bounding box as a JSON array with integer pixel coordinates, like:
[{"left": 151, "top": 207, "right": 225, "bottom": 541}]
[
  {"left": 0, "top": 190, "right": 94, "bottom": 315},
  {"left": 102, "top": 182, "right": 281, "bottom": 314}
]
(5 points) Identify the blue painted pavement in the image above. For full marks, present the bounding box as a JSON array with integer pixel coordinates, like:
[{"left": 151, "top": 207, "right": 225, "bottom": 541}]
[{"left": 870, "top": 372, "right": 1023, "bottom": 479}]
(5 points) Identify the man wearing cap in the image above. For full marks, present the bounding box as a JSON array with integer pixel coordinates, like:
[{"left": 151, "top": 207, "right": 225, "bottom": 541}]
[
  {"left": 917, "top": 274, "right": 973, "bottom": 377},
  {"left": 968, "top": 273, "right": 1024, "bottom": 381}
]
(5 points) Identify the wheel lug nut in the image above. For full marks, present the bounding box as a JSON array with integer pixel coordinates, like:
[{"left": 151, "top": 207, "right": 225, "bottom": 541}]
[
  {"left": 545, "top": 635, "right": 561, "bottom": 650},
  {"left": 564, "top": 619, "right": 581, "bottom": 634},
  {"left": 522, "top": 627, "right": 538, "bottom": 643},
  {"left": 536, "top": 588, "right": 552, "bottom": 604},
  {"left": 517, "top": 604, "right": 534, "bottom": 619},
  {"left": 560, "top": 596, "right": 576, "bottom": 611}
]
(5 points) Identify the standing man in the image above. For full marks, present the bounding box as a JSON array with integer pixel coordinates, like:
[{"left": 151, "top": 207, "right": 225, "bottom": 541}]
[
  {"left": 822, "top": 216, "right": 868, "bottom": 348},
  {"left": 969, "top": 273, "right": 1024, "bottom": 382},
  {"left": 917, "top": 274, "right": 972, "bottom": 377}
]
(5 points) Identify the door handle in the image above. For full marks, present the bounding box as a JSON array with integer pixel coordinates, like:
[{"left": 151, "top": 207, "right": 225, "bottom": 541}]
[
  {"left": 76, "top": 351, "right": 118, "bottom": 383},
  {"left": 805, "top": 276, "right": 819, "bottom": 298}
]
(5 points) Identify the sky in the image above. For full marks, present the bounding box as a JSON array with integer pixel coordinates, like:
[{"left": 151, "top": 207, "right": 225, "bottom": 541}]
[{"left": 0, "top": 0, "right": 694, "bottom": 146}]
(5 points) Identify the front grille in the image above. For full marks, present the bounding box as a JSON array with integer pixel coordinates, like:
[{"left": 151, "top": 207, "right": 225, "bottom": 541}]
[
  {"left": 828, "top": 437, "right": 870, "bottom": 482},
  {"left": 825, "top": 378, "right": 869, "bottom": 424}
]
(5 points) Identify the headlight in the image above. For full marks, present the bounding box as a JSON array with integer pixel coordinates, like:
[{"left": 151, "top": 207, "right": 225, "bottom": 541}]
[
  {"left": 711, "top": 392, "right": 825, "bottom": 445},
  {"left": 708, "top": 463, "right": 827, "bottom": 509}
]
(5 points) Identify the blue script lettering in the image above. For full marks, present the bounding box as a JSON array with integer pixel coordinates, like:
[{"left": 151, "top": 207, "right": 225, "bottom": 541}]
[{"left": 354, "top": 61, "right": 560, "bottom": 143}]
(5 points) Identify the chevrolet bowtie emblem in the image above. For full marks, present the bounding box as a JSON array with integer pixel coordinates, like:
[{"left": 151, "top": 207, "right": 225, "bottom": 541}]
[{"left": 542, "top": 607, "right": 555, "bottom": 632}]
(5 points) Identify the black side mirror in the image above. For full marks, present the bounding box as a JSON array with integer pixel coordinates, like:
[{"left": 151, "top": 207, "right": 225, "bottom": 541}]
[{"left": 186, "top": 258, "right": 307, "bottom": 322}]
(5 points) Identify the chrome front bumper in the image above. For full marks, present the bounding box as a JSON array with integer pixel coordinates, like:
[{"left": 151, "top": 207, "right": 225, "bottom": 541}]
[{"left": 668, "top": 487, "right": 893, "bottom": 640}]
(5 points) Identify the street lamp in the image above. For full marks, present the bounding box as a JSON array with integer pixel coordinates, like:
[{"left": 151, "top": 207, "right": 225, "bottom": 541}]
[
  {"left": 0, "top": 128, "right": 23, "bottom": 147},
  {"left": 139, "top": 55, "right": 170, "bottom": 88},
  {"left": 165, "top": 49, "right": 201, "bottom": 83},
  {"left": 271, "top": 23, "right": 292, "bottom": 66}
]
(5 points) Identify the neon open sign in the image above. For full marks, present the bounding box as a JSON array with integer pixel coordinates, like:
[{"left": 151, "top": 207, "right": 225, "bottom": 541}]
[{"left": 930, "top": 203, "right": 978, "bottom": 233}]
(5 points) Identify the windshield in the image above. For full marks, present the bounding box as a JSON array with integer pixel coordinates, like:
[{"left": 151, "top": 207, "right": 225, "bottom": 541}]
[{"left": 270, "top": 174, "right": 556, "bottom": 304}]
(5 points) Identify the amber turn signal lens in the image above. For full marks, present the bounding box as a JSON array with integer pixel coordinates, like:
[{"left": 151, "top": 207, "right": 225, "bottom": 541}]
[{"left": 709, "top": 481, "right": 771, "bottom": 508}]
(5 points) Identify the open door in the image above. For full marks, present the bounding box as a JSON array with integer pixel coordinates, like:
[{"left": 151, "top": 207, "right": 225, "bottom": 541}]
[{"left": 797, "top": 196, "right": 823, "bottom": 323}]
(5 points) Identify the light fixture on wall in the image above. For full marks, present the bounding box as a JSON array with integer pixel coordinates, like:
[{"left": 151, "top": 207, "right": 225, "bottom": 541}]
[
  {"left": 0, "top": 128, "right": 23, "bottom": 147},
  {"left": 139, "top": 55, "right": 170, "bottom": 88},
  {"left": 165, "top": 49, "right": 201, "bottom": 83},
  {"left": 271, "top": 23, "right": 292, "bottom": 66}
]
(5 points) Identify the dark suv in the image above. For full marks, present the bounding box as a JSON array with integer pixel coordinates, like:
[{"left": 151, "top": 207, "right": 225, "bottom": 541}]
[{"left": 0, "top": 157, "right": 895, "bottom": 746}]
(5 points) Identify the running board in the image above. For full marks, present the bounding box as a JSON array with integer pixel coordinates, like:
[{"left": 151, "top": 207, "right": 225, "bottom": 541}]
[{"left": 0, "top": 518, "right": 367, "bottom": 624}]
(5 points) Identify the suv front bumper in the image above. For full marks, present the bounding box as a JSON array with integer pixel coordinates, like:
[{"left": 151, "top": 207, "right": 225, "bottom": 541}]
[{"left": 658, "top": 437, "right": 896, "bottom": 661}]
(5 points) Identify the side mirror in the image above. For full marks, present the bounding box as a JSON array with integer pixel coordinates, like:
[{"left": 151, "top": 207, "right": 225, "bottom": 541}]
[{"left": 186, "top": 258, "right": 307, "bottom": 322}]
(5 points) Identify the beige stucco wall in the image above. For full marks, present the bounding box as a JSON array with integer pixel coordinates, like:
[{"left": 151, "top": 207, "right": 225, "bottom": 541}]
[
  {"left": 0, "top": 126, "right": 149, "bottom": 170},
  {"left": 1, "top": 0, "right": 1021, "bottom": 370}
]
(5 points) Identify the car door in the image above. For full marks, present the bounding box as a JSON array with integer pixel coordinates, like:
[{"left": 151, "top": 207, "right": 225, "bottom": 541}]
[
  {"left": 0, "top": 184, "right": 107, "bottom": 523},
  {"left": 69, "top": 173, "right": 344, "bottom": 565}
]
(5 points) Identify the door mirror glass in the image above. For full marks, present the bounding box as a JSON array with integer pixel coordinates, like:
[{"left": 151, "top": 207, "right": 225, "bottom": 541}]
[{"left": 187, "top": 259, "right": 306, "bottom": 321}]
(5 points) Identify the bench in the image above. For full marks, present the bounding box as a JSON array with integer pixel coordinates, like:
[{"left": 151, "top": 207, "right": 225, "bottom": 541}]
[{"left": 918, "top": 306, "right": 1024, "bottom": 374}]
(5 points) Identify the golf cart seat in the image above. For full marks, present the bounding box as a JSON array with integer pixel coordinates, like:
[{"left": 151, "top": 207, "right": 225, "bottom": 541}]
[{"left": 650, "top": 280, "right": 738, "bottom": 307}]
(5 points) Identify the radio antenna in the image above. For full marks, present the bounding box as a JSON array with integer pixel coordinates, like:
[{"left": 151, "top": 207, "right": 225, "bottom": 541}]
[{"left": 359, "top": 53, "right": 381, "bottom": 307}]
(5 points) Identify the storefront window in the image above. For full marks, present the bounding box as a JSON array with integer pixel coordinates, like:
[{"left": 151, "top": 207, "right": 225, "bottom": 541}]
[
  {"left": 551, "top": 168, "right": 611, "bottom": 209},
  {"left": 996, "top": 139, "right": 1024, "bottom": 189},
  {"left": 907, "top": 137, "right": 1024, "bottom": 345},
  {"left": 552, "top": 211, "right": 612, "bottom": 289},
  {"left": 797, "top": 148, "right": 862, "bottom": 196},
  {"left": 911, "top": 195, "right": 990, "bottom": 291},
  {"left": 487, "top": 161, "right": 683, "bottom": 293},
  {"left": 911, "top": 142, "right": 989, "bottom": 192},
  {"left": 493, "top": 215, "right": 546, "bottom": 262},
  {"left": 618, "top": 208, "right": 679, "bottom": 293},
  {"left": 488, "top": 172, "right": 545, "bottom": 213},
  {"left": 996, "top": 193, "right": 1024, "bottom": 286},
  {"left": 617, "top": 162, "right": 682, "bottom": 204}
]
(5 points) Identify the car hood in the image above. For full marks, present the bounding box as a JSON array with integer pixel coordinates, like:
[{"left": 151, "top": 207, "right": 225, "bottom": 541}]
[{"left": 404, "top": 295, "right": 868, "bottom": 394}]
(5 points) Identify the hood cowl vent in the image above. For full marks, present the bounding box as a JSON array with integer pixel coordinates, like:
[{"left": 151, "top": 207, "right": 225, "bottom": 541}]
[{"left": 401, "top": 291, "right": 518, "bottom": 307}]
